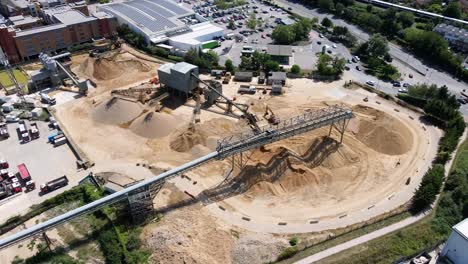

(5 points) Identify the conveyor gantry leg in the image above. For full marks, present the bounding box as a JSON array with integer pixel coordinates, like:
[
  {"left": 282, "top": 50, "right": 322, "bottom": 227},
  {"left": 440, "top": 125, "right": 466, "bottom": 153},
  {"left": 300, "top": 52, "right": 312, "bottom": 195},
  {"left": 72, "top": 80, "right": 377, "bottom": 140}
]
[
  {"left": 127, "top": 180, "right": 165, "bottom": 224},
  {"left": 328, "top": 118, "right": 351, "bottom": 143}
]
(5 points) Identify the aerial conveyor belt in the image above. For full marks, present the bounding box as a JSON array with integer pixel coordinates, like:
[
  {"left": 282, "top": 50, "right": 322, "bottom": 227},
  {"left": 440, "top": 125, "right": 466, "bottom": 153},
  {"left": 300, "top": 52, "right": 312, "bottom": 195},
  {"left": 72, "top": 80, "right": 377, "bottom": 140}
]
[{"left": 0, "top": 105, "right": 354, "bottom": 249}]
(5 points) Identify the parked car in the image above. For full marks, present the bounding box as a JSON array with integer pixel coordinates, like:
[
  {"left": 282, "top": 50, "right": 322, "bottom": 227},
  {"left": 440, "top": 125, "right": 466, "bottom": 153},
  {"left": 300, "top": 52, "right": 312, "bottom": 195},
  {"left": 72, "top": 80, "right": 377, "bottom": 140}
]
[
  {"left": 403, "top": 83, "right": 410, "bottom": 88},
  {"left": 366, "top": 80, "right": 375, "bottom": 86},
  {"left": 332, "top": 44, "right": 337, "bottom": 48},
  {"left": 356, "top": 66, "right": 361, "bottom": 71},
  {"left": 393, "top": 82, "right": 401, "bottom": 87},
  {"left": 398, "top": 88, "right": 408, "bottom": 93}
]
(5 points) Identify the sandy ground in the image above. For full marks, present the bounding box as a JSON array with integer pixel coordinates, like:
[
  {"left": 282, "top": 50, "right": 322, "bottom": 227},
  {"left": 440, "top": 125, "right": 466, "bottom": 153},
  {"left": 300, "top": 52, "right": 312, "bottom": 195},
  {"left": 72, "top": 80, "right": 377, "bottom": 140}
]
[{"left": 47, "top": 53, "right": 441, "bottom": 263}]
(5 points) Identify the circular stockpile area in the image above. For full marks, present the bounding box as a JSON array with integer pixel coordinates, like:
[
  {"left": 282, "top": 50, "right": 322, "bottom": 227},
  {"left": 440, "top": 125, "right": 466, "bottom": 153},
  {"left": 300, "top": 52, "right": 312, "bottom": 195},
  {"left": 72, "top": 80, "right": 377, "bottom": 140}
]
[
  {"left": 92, "top": 97, "right": 144, "bottom": 125},
  {"left": 350, "top": 105, "right": 413, "bottom": 155},
  {"left": 77, "top": 53, "right": 151, "bottom": 81},
  {"left": 129, "top": 112, "right": 179, "bottom": 138},
  {"left": 198, "top": 105, "right": 418, "bottom": 222}
]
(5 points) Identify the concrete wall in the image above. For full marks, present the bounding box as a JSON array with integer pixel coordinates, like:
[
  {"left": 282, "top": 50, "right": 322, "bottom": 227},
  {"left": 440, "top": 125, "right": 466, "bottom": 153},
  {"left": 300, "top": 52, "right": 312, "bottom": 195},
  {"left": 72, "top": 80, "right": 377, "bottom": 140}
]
[{"left": 441, "top": 231, "right": 468, "bottom": 264}]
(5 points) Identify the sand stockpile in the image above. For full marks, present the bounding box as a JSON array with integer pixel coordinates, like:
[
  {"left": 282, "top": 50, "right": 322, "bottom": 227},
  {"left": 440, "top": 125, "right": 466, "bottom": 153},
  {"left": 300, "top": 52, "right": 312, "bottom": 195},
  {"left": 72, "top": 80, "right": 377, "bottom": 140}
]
[
  {"left": 92, "top": 97, "right": 144, "bottom": 125},
  {"left": 169, "top": 118, "right": 240, "bottom": 153},
  {"left": 78, "top": 53, "right": 151, "bottom": 81},
  {"left": 230, "top": 136, "right": 362, "bottom": 198},
  {"left": 129, "top": 112, "right": 180, "bottom": 138},
  {"left": 351, "top": 105, "right": 413, "bottom": 155}
]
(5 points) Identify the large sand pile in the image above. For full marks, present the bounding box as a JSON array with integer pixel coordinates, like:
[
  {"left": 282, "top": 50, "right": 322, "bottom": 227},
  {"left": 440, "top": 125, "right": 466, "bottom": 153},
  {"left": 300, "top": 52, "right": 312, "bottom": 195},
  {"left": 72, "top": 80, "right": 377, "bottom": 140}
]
[
  {"left": 78, "top": 53, "right": 151, "bottom": 81},
  {"left": 129, "top": 112, "right": 179, "bottom": 138},
  {"left": 169, "top": 118, "right": 240, "bottom": 153},
  {"left": 92, "top": 97, "right": 144, "bottom": 125},
  {"left": 211, "top": 136, "right": 363, "bottom": 198},
  {"left": 351, "top": 105, "right": 413, "bottom": 155}
]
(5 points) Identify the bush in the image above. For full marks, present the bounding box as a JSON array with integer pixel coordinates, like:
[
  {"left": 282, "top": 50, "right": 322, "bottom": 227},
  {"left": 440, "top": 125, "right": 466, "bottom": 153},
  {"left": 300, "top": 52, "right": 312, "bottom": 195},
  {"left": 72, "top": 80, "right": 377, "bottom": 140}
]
[
  {"left": 225, "top": 59, "right": 235, "bottom": 73},
  {"left": 277, "top": 246, "right": 298, "bottom": 261},
  {"left": 290, "top": 64, "right": 301, "bottom": 75},
  {"left": 289, "top": 237, "right": 299, "bottom": 246}
]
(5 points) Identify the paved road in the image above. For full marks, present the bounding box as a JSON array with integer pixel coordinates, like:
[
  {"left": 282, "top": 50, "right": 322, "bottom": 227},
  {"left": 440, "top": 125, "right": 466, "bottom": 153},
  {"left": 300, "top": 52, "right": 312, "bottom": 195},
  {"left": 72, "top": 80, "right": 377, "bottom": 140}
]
[
  {"left": 293, "top": 129, "right": 468, "bottom": 264},
  {"left": 273, "top": 0, "right": 468, "bottom": 115}
]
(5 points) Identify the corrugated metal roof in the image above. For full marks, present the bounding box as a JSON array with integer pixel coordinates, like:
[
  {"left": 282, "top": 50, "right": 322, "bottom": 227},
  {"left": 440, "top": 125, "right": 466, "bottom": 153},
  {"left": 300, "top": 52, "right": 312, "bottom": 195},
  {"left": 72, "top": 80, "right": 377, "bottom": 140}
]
[{"left": 172, "top": 62, "right": 197, "bottom": 74}]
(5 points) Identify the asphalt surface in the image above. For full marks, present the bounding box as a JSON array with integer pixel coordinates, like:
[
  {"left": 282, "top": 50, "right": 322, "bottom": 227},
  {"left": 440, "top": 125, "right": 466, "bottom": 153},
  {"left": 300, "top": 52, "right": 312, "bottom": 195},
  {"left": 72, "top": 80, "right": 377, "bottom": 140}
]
[{"left": 272, "top": 0, "right": 468, "bottom": 115}]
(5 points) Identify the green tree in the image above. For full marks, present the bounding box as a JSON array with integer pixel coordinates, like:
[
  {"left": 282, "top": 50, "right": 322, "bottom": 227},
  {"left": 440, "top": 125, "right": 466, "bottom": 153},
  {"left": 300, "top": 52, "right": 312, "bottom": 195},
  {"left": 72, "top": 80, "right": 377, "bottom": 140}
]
[
  {"left": 443, "top": 2, "right": 462, "bottom": 19},
  {"left": 332, "top": 26, "right": 348, "bottom": 36},
  {"left": 247, "top": 13, "right": 257, "bottom": 29},
  {"left": 225, "top": 59, "right": 235, "bottom": 73},
  {"left": 343, "top": 7, "right": 357, "bottom": 20},
  {"left": 265, "top": 60, "right": 280, "bottom": 72},
  {"left": 380, "top": 64, "right": 399, "bottom": 80},
  {"left": 365, "top": 33, "right": 389, "bottom": 58},
  {"left": 366, "top": 4, "right": 372, "bottom": 12},
  {"left": 321, "top": 17, "right": 333, "bottom": 28},
  {"left": 398, "top": 12, "right": 414, "bottom": 28},
  {"left": 427, "top": 3, "right": 442, "bottom": 13},
  {"left": 272, "top": 25, "right": 295, "bottom": 44},
  {"left": 228, "top": 20, "right": 235, "bottom": 30},
  {"left": 292, "top": 18, "right": 312, "bottom": 41},
  {"left": 335, "top": 2, "right": 345, "bottom": 15},
  {"left": 412, "top": 165, "right": 445, "bottom": 212},
  {"left": 291, "top": 64, "right": 301, "bottom": 74},
  {"left": 251, "top": 51, "right": 270, "bottom": 70},
  {"left": 318, "top": 0, "right": 334, "bottom": 11}
]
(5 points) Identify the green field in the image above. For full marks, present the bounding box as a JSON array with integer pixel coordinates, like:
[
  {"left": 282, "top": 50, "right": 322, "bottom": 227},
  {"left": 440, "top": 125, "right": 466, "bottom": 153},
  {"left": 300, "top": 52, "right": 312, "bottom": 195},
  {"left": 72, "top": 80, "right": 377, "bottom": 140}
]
[{"left": 0, "top": 69, "right": 28, "bottom": 88}]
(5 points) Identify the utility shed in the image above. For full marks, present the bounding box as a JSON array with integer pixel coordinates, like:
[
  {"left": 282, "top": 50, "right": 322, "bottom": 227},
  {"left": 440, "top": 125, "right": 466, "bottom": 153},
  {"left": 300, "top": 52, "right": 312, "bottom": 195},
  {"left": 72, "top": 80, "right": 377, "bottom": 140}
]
[
  {"left": 158, "top": 62, "right": 199, "bottom": 94},
  {"left": 441, "top": 218, "right": 468, "bottom": 264},
  {"left": 267, "top": 71, "right": 287, "bottom": 85},
  {"left": 234, "top": 71, "right": 253, "bottom": 82}
]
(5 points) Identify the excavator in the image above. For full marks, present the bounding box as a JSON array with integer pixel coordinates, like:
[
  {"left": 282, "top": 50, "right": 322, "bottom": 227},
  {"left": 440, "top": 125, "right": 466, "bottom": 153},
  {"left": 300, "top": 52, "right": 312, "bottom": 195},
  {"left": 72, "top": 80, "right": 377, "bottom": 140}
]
[{"left": 263, "top": 105, "right": 279, "bottom": 125}]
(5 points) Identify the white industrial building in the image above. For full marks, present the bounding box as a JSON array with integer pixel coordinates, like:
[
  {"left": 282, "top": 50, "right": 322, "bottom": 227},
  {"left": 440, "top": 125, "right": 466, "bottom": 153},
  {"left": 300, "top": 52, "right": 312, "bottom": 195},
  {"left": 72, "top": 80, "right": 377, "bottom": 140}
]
[
  {"left": 169, "top": 22, "right": 224, "bottom": 50},
  {"left": 441, "top": 218, "right": 468, "bottom": 264},
  {"left": 98, "top": 0, "right": 223, "bottom": 50}
]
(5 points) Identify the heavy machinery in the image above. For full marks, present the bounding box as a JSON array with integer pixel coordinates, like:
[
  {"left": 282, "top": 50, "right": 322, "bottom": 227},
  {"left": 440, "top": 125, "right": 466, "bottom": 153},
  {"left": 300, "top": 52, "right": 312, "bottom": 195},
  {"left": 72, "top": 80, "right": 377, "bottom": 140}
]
[
  {"left": 264, "top": 105, "right": 280, "bottom": 125},
  {"left": 40, "top": 176, "right": 69, "bottom": 195},
  {"left": 191, "top": 73, "right": 261, "bottom": 133},
  {"left": 111, "top": 87, "right": 158, "bottom": 104},
  {"left": 223, "top": 72, "right": 231, "bottom": 84}
]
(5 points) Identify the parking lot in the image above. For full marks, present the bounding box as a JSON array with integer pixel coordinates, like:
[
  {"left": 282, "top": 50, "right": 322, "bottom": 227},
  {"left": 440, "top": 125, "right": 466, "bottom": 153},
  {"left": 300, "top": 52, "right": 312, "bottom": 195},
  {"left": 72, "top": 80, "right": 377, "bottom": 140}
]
[{"left": 0, "top": 120, "right": 78, "bottom": 222}]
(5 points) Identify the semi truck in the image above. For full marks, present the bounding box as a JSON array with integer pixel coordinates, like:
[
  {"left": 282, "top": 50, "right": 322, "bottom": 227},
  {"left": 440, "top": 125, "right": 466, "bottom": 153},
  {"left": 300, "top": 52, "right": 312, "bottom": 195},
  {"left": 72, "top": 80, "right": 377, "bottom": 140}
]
[
  {"left": 40, "top": 93, "right": 56, "bottom": 105},
  {"left": 238, "top": 85, "right": 257, "bottom": 94},
  {"left": 53, "top": 137, "right": 67, "bottom": 147},
  {"left": 29, "top": 122, "right": 39, "bottom": 139},
  {"left": 0, "top": 123, "right": 9, "bottom": 139},
  {"left": 0, "top": 160, "right": 8, "bottom": 169},
  {"left": 18, "top": 121, "right": 29, "bottom": 142},
  {"left": 40, "top": 176, "right": 68, "bottom": 195}
]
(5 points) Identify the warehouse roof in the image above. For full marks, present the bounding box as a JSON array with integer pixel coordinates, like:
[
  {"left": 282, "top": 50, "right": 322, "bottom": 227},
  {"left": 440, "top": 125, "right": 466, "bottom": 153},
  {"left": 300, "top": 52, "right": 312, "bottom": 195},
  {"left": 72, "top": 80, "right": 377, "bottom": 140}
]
[
  {"left": 168, "top": 22, "right": 224, "bottom": 46},
  {"left": 454, "top": 218, "right": 468, "bottom": 240},
  {"left": 15, "top": 24, "right": 66, "bottom": 37},
  {"left": 100, "top": 0, "right": 193, "bottom": 35},
  {"left": 53, "top": 10, "right": 97, "bottom": 25},
  {"left": 267, "top": 45, "right": 292, "bottom": 57}
]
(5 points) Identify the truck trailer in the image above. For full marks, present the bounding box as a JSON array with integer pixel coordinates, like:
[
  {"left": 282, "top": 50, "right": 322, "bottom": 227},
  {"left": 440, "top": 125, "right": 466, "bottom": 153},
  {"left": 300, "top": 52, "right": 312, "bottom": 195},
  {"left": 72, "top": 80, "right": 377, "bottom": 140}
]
[
  {"left": 0, "top": 123, "right": 9, "bottom": 139},
  {"left": 29, "top": 122, "right": 39, "bottom": 139},
  {"left": 40, "top": 176, "right": 68, "bottom": 195},
  {"left": 17, "top": 163, "right": 31, "bottom": 182}
]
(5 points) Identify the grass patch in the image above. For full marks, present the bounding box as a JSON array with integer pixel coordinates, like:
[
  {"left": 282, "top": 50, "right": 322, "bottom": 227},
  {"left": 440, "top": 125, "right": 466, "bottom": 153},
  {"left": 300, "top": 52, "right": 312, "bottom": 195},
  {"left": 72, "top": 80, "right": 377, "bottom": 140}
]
[
  {"left": 318, "top": 218, "right": 444, "bottom": 264},
  {"left": 276, "top": 211, "right": 411, "bottom": 264},
  {"left": 0, "top": 69, "right": 28, "bottom": 88}
]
